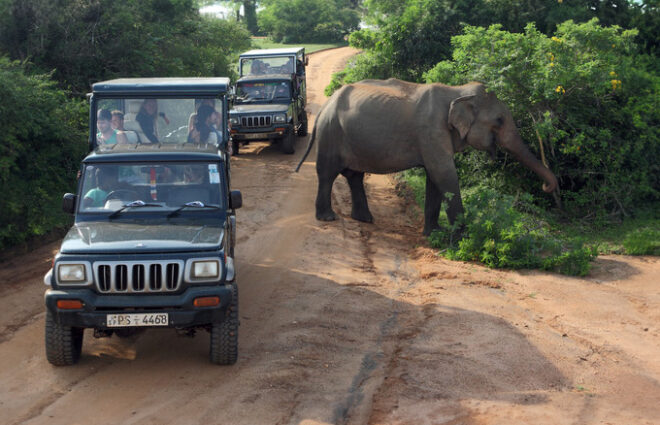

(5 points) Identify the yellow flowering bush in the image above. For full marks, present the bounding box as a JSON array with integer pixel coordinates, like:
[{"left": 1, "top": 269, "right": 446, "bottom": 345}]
[{"left": 424, "top": 19, "right": 659, "bottom": 219}]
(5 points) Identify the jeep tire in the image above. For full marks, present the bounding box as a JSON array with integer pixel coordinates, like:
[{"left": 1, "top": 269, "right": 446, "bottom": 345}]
[
  {"left": 281, "top": 131, "right": 295, "bottom": 154},
  {"left": 232, "top": 138, "right": 240, "bottom": 156},
  {"left": 297, "top": 112, "right": 308, "bottom": 137},
  {"left": 45, "top": 309, "right": 84, "bottom": 366},
  {"left": 210, "top": 283, "right": 239, "bottom": 365}
]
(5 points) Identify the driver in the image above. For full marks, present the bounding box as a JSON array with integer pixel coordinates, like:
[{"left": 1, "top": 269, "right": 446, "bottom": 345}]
[{"left": 83, "top": 168, "right": 117, "bottom": 208}]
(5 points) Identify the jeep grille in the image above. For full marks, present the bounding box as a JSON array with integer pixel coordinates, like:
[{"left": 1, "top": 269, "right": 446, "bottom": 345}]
[
  {"left": 241, "top": 115, "right": 272, "bottom": 128},
  {"left": 95, "top": 261, "right": 183, "bottom": 293}
]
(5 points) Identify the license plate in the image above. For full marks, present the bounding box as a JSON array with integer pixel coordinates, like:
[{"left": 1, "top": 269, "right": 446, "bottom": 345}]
[
  {"left": 107, "top": 313, "right": 168, "bottom": 327},
  {"left": 244, "top": 133, "right": 267, "bottom": 140}
]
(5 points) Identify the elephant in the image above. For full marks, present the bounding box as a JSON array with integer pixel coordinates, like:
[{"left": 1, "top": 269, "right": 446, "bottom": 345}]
[{"left": 295, "top": 79, "right": 558, "bottom": 235}]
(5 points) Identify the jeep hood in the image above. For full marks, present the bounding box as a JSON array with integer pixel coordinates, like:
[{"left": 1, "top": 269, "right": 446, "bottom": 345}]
[
  {"left": 60, "top": 222, "right": 224, "bottom": 254},
  {"left": 230, "top": 104, "right": 289, "bottom": 114}
]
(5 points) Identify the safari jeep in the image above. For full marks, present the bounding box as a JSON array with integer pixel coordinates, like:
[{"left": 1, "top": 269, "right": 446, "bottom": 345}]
[
  {"left": 229, "top": 47, "right": 308, "bottom": 154},
  {"left": 44, "top": 78, "right": 243, "bottom": 366}
]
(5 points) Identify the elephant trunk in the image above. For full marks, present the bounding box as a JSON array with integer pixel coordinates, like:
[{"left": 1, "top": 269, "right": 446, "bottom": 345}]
[{"left": 501, "top": 135, "right": 558, "bottom": 193}]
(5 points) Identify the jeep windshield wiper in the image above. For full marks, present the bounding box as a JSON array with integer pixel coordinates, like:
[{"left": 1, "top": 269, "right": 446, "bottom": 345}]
[
  {"left": 167, "top": 201, "right": 220, "bottom": 218},
  {"left": 109, "top": 200, "right": 163, "bottom": 219}
]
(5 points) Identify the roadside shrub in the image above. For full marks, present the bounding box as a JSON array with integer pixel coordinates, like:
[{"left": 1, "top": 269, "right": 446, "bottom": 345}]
[
  {"left": 428, "top": 186, "right": 597, "bottom": 276},
  {"left": 326, "top": 50, "right": 393, "bottom": 96},
  {"left": 424, "top": 19, "right": 660, "bottom": 221},
  {"left": 0, "top": 57, "right": 87, "bottom": 250},
  {"left": 623, "top": 228, "right": 660, "bottom": 255}
]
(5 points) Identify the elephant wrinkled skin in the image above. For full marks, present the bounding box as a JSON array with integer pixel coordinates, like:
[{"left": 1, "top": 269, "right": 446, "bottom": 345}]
[{"left": 296, "top": 79, "right": 558, "bottom": 235}]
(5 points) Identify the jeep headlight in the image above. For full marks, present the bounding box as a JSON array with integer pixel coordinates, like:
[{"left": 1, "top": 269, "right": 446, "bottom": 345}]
[
  {"left": 229, "top": 117, "right": 239, "bottom": 125},
  {"left": 58, "top": 264, "right": 86, "bottom": 283},
  {"left": 192, "top": 260, "right": 219, "bottom": 278},
  {"left": 273, "top": 114, "right": 286, "bottom": 124}
]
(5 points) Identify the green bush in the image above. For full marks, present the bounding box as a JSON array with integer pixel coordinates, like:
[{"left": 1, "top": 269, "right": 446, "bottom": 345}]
[
  {"left": 623, "top": 228, "right": 660, "bottom": 255},
  {"left": 0, "top": 57, "right": 87, "bottom": 250},
  {"left": 428, "top": 185, "right": 597, "bottom": 276},
  {"left": 424, "top": 20, "right": 659, "bottom": 221}
]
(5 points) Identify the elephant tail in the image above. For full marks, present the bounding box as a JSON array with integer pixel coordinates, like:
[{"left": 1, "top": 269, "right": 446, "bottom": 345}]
[{"left": 295, "top": 123, "right": 316, "bottom": 173}]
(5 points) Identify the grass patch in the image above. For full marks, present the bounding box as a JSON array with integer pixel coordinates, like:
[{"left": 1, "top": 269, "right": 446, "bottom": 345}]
[
  {"left": 560, "top": 210, "right": 660, "bottom": 256},
  {"left": 250, "top": 37, "right": 348, "bottom": 53}
]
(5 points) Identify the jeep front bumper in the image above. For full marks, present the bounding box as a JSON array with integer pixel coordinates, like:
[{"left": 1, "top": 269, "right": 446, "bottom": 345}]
[
  {"left": 230, "top": 125, "right": 291, "bottom": 141},
  {"left": 44, "top": 284, "right": 233, "bottom": 329}
]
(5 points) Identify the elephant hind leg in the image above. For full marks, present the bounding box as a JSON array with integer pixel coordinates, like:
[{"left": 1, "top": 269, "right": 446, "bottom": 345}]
[
  {"left": 316, "top": 166, "right": 339, "bottom": 221},
  {"left": 342, "top": 169, "right": 374, "bottom": 223}
]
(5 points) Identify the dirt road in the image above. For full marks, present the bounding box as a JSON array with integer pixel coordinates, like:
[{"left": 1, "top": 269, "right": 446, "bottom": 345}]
[{"left": 1, "top": 47, "right": 659, "bottom": 425}]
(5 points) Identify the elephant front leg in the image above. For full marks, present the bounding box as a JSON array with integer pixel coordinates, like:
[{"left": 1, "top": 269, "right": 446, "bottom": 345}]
[
  {"left": 342, "top": 169, "right": 373, "bottom": 223},
  {"left": 423, "top": 173, "right": 442, "bottom": 236},
  {"left": 424, "top": 167, "right": 464, "bottom": 236}
]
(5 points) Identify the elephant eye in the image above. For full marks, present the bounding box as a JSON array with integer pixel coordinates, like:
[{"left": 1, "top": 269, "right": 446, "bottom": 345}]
[{"left": 495, "top": 117, "right": 504, "bottom": 128}]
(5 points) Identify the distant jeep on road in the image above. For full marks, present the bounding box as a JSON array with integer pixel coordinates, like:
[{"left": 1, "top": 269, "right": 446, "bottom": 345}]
[{"left": 229, "top": 48, "right": 308, "bottom": 155}]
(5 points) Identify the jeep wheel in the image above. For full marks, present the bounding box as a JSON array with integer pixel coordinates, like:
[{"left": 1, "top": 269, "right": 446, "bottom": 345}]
[
  {"left": 297, "top": 113, "right": 308, "bottom": 137},
  {"left": 232, "top": 139, "right": 240, "bottom": 156},
  {"left": 281, "top": 131, "right": 295, "bottom": 154},
  {"left": 210, "top": 283, "right": 239, "bottom": 365},
  {"left": 45, "top": 309, "right": 84, "bottom": 366}
]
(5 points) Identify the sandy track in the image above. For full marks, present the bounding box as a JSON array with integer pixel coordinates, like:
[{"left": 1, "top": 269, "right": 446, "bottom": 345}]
[{"left": 0, "top": 47, "right": 658, "bottom": 425}]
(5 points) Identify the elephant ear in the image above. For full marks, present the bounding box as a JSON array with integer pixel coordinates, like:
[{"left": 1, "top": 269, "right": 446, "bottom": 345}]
[{"left": 448, "top": 95, "right": 476, "bottom": 140}]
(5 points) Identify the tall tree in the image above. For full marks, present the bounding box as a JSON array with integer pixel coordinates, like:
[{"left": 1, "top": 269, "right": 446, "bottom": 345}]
[{"left": 0, "top": 0, "right": 251, "bottom": 94}]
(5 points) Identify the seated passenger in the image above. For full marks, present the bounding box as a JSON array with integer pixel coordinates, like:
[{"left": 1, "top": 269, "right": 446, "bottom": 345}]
[
  {"left": 135, "top": 99, "right": 169, "bottom": 144},
  {"left": 97, "top": 109, "right": 128, "bottom": 146},
  {"left": 250, "top": 60, "right": 266, "bottom": 75},
  {"left": 184, "top": 164, "right": 207, "bottom": 184},
  {"left": 83, "top": 168, "right": 117, "bottom": 208},
  {"left": 187, "top": 105, "right": 218, "bottom": 145},
  {"left": 274, "top": 83, "right": 289, "bottom": 98},
  {"left": 111, "top": 110, "right": 125, "bottom": 131},
  {"left": 188, "top": 99, "right": 220, "bottom": 136},
  {"left": 112, "top": 109, "right": 139, "bottom": 144}
]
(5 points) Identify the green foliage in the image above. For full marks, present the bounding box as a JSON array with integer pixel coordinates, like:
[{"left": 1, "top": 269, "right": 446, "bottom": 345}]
[
  {"left": 623, "top": 228, "right": 660, "bottom": 255},
  {"left": 0, "top": 57, "right": 87, "bottom": 249},
  {"left": 427, "top": 186, "right": 597, "bottom": 276},
  {"left": 0, "top": 0, "right": 251, "bottom": 94},
  {"left": 352, "top": 0, "right": 645, "bottom": 82},
  {"left": 325, "top": 50, "right": 392, "bottom": 96},
  {"left": 424, "top": 20, "right": 660, "bottom": 220},
  {"left": 258, "top": 0, "right": 360, "bottom": 43}
]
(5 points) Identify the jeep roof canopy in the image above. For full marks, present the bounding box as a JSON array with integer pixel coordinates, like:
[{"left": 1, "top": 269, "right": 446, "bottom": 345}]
[
  {"left": 92, "top": 77, "right": 231, "bottom": 96},
  {"left": 239, "top": 47, "right": 304, "bottom": 58}
]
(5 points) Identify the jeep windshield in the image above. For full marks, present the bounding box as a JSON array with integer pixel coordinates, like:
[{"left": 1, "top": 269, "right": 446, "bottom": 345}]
[
  {"left": 240, "top": 56, "right": 295, "bottom": 76},
  {"left": 94, "top": 97, "right": 224, "bottom": 149},
  {"left": 79, "top": 162, "right": 226, "bottom": 214},
  {"left": 235, "top": 81, "right": 291, "bottom": 103}
]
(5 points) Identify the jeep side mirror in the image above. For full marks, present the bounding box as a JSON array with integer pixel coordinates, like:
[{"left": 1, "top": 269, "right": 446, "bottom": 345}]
[
  {"left": 62, "top": 193, "right": 77, "bottom": 215},
  {"left": 230, "top": 190, "right": 242, "bottom": 209}
]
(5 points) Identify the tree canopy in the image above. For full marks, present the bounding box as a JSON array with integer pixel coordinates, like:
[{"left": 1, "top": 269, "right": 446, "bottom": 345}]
[
  {"left": 258, "top": 0, "right": 360, "bottom": 43},
  {"left": 0, "top": 0, "right": 251, "bottom": 94}
]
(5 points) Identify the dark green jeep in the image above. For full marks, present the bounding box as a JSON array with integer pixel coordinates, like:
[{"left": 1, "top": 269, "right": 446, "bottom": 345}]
[
  {"left": 229, "top": 48, "right": 308, "bottom": 154},
  {"left": 44, "top": 78, "right": 243, "bottom": 366}
]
